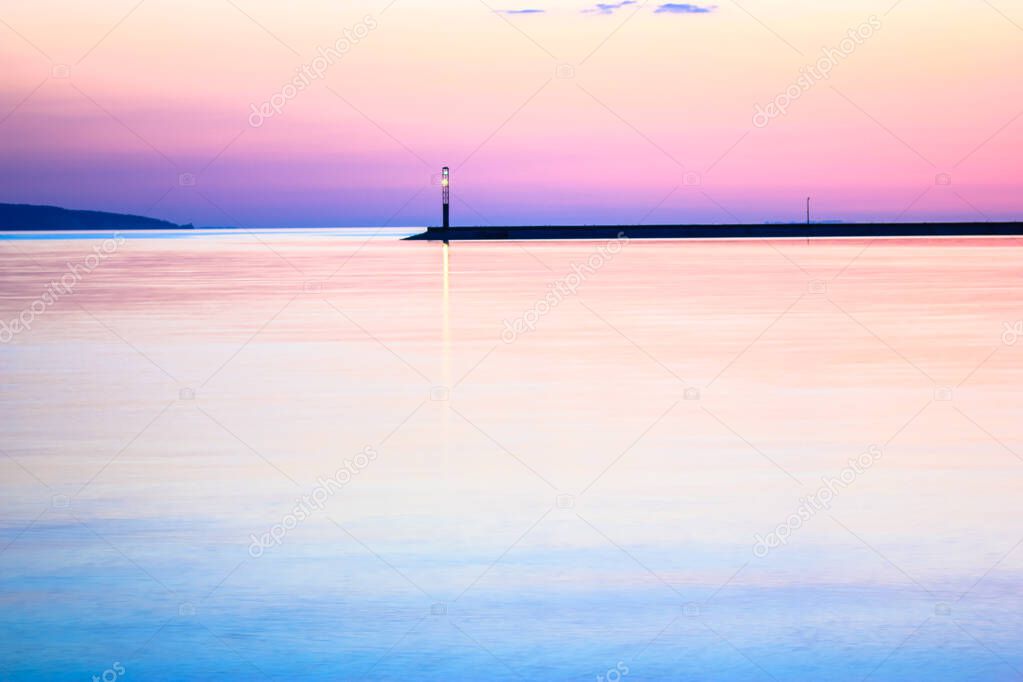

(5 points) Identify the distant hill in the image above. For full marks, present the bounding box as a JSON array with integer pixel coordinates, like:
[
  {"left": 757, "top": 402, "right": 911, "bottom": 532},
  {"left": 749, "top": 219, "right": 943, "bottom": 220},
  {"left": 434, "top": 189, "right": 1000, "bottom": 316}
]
[{"left": 0, "top": 203, "right": 192, "bottom": 231}]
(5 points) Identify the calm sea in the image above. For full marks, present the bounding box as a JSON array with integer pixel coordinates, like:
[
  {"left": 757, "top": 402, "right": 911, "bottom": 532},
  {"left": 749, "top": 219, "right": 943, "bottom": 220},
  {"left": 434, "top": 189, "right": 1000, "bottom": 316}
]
[{"left": 1, "top": 229, "right": 1021, "bottom": 680}]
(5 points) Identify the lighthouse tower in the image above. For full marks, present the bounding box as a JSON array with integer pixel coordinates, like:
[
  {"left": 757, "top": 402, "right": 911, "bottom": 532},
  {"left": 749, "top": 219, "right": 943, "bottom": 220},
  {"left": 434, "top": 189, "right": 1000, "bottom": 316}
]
[{"left": 441, "top": 166, "right": 450, "bottom": 228}]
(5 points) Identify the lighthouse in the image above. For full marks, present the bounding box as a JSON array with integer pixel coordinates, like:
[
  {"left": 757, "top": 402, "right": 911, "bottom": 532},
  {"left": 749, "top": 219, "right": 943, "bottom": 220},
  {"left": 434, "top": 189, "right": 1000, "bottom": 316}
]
[{"left": 441, "top": 166, "right": 450, "bottom": 228}]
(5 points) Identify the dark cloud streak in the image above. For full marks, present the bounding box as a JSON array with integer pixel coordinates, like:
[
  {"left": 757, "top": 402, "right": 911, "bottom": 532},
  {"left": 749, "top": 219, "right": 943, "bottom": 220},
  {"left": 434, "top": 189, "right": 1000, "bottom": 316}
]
[
  {"left": 654, "top": 3, "right": 715, "bottom": 13},
  {"left": 582, "top": 0, "right": 637, "bottom": 15}
]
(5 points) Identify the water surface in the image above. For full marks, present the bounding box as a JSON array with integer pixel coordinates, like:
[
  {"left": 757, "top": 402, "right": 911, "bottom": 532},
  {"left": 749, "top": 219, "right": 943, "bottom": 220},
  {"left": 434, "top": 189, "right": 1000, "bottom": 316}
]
[{"left": 1, "top": 230, "right": 1021, "bottom": 680}]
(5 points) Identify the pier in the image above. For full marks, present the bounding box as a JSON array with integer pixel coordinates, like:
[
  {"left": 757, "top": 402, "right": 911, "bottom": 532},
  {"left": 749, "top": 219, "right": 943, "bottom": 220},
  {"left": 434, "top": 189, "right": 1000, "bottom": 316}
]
[
  {"left": 406, "top": 222, "right": 1023, "bottom": 242},
  {"left": 411, "top": 167, "right": 1022, "bottom": 242}
]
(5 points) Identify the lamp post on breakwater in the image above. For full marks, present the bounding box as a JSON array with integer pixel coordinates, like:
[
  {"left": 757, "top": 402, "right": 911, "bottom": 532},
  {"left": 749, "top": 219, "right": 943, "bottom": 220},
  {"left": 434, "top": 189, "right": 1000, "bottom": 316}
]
[{"left": 441, "top": 166, "right": 450, "bottom": 228}]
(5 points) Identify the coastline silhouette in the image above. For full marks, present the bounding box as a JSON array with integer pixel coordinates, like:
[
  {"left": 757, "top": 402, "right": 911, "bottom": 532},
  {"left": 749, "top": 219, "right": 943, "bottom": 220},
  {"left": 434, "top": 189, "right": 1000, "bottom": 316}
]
[{"left": 0, "top": 203, "right": 192, "bottom": 231}]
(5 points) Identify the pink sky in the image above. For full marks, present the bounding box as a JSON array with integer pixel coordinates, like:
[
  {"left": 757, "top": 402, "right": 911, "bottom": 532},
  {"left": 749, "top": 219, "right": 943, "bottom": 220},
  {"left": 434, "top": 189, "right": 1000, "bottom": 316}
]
[{"left": 1, "top": 0, "right": 1021, "bottom": 226}]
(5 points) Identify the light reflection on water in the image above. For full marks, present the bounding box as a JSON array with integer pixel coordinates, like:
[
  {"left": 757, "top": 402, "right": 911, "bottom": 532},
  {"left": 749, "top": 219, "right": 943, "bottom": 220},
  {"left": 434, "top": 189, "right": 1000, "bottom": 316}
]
[{"left": 1, "top": 231, "right": 1021, "bottom": 680}]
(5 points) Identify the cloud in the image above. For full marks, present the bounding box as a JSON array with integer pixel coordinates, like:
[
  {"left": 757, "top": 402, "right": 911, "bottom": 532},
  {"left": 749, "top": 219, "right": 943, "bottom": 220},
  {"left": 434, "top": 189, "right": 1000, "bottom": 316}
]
[
  {"left": 583, "top": 0, "right": 637, "bottom": 14},
  {"left": 654, "top": 3, "right": 714, "bottom": 13},
  {"left": 502, "top": 8, "right": 546, "bottom": 13}
]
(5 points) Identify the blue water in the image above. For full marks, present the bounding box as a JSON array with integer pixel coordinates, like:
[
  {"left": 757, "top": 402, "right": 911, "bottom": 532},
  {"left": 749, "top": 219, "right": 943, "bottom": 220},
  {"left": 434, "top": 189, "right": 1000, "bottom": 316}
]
[
  {"left": 3, "top": 519, "right": 1020, "bottom": 680},
  {"left": 3, "top": 518, "right": 1018, "bottom": 681}
]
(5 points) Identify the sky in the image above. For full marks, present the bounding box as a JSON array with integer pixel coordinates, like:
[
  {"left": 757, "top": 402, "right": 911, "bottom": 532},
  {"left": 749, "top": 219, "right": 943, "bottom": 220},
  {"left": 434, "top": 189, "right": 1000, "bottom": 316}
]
[{"left": 0, "top": 0, "right": 1021, "bottom": 227}]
